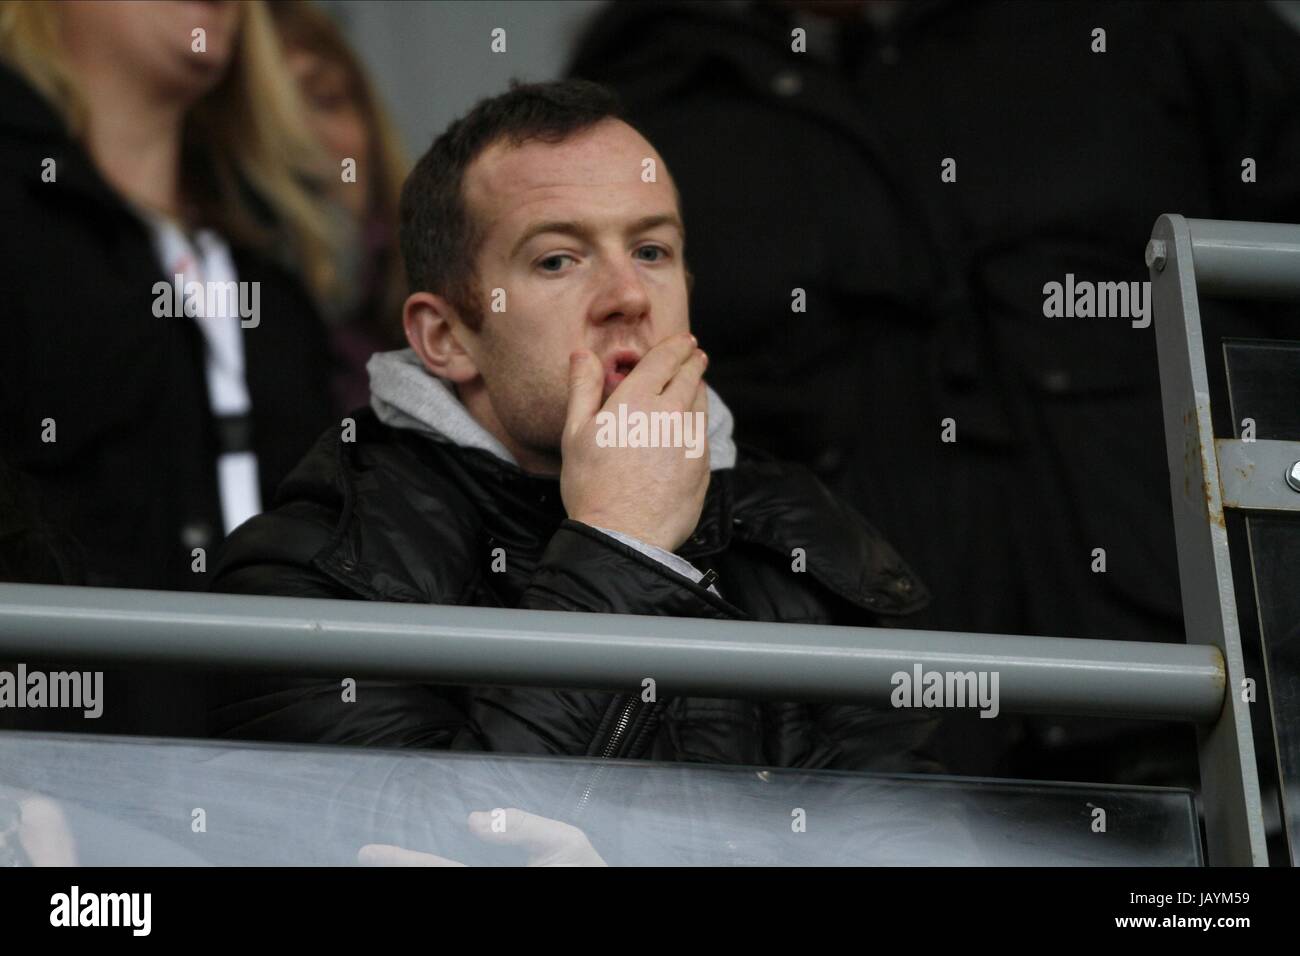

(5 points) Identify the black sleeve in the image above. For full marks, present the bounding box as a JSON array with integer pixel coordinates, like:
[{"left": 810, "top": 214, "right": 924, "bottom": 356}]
[{"left": 520, "top": 520, "right": 744, "bottom": 619}]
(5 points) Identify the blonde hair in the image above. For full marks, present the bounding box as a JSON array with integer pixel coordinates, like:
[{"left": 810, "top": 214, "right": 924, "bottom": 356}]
[
  {"left": 270, "top": 0, "right": 409, "bottom": 344},
  {"left": 0, "top": 0, "right": 336, "bottom": 299}
]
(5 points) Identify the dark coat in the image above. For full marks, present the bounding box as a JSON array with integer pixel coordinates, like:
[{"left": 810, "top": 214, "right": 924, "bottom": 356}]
[
  {"left": 0, "top": 63, "right": 333, "bottom": 593},
  {"left": 208, "top": 409, "right": 942, "bottom": 773},
  {"left": 568, "top": 0, "right": 1300, "bottom": 644}
]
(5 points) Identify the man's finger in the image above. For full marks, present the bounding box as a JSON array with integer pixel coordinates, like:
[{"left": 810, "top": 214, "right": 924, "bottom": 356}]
[
  {"left": 357, "top": 843, "right": 466, "bottom": 867},
  {"left": 691, "top": 380, "right": 710, "bottom": 468},
  {"left": 620, "top": 332, "right": 697, "bottom": 396},
  {"left": 692, "top": 376, "right": 708, "bottom": 415},
  {"left": 662, "top": 347, "right": 708, "bottom": 408},
  {"left": 564, "top": 349, "right": 604, "bottom": 439}
]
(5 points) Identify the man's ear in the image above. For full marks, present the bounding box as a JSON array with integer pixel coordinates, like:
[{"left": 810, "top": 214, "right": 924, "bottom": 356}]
[{"left": 403, "top": 291, "right": 479, "bottom": 384}]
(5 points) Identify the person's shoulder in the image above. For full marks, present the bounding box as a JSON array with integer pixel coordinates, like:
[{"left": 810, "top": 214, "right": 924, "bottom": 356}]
[
  {"left": 210, "top": 421, "right": 355, "bottom": 595},
  {"left": 0, "top": 62, "right": 128, "bottom": 202},
  {"left": 726, "top": 447, "right": 930, "bottom": 616},
  {"left": 0, "top": 63, "right": 69, "bottom": 166},
  {"left": 727, "top": 445, "right": 852, "bottom": 528},
  {"left": 214, "top": 412, "right": 484, "bottom": 603}
]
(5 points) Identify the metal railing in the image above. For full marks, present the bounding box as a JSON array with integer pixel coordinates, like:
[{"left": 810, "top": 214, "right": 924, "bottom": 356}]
[{"left": 0, "top": 583, "right": 1223, "bottom": 719}]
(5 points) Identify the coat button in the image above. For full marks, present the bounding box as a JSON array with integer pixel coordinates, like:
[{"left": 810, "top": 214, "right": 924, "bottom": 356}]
[{"left": 339, "top": 559, "right": 356, "bottom": 572}]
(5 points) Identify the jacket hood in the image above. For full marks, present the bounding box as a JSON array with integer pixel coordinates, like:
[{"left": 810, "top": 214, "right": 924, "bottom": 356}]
[{"left": 368, "top": 347, "right": 738, "bottom": 471}]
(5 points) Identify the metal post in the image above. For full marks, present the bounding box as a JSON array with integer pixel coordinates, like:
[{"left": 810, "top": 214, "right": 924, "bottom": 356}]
[{"left": 1148, "top": 213, "right": 1270, "bottom": 865}]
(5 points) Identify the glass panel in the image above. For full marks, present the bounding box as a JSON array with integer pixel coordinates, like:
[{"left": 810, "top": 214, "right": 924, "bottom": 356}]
[
  {"left": 1224, "top": 338, "right": 1300, "bottom": 865},
  {"left": 0, "top": 731, "right": 1200, "bottom": 866}
]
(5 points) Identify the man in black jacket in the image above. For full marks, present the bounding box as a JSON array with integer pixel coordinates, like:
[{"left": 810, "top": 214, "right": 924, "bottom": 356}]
[{"left": 210, "top": 79, "right": 940, "bottom": 775}]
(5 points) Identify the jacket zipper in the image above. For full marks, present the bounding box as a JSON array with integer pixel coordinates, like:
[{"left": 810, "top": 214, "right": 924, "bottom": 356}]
[
  {"left": 572, "top": 696, "right": 644, "bottom": 818},
  {"left": 598, "top": 697, "right": 641, "bottom": 758}
]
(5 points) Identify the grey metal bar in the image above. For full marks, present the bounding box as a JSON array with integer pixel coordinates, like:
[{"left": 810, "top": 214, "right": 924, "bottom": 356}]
[
  {"left": 0, "top": 582, "right": 1223, "bottom": 722},
  {"left": 1185, "top": 218, "right": 1300, "bottom": 299},
  {"left": 1149, "top": 213, "right": 1269, "bottom": 866},
  {"left": 1216, "top": 438, "right": 1300, "bottom": 513}
]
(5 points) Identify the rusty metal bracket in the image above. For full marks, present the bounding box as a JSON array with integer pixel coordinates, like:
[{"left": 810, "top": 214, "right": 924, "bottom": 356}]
[{"left": 1216, "top": 439, "right": 1300, "bottom": 513}]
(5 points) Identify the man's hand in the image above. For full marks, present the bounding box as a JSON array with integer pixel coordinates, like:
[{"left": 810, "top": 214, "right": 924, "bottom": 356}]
[
  {"left": 562, "top": 332, "right": 710, "bottom": 552},
  {"left": 357, "top": 808, "right": 607, "bottom": 867}
]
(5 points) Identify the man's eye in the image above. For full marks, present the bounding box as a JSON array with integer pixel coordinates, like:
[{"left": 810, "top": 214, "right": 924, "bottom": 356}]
[
  {"left": 635, "top": 246, "right": 668, "bottom": 262},
  {"left": 537, "top": 254, "right": 574, "bottom": 272}
]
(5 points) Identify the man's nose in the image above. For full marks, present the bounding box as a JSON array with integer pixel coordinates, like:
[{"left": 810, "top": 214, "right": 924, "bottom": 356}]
[{"left": 590, "top": 258, "right": 651, "bottom": 326}]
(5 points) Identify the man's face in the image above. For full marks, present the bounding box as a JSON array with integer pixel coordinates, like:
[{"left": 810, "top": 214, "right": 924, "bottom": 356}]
[{"left": 456, "top": 118, "right": 690, "bottom": 464}]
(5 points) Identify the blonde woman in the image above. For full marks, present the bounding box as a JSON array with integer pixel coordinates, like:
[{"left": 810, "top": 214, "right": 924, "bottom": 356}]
[{"left": 0, "top": 0, "right": 335, "bottom": 599}]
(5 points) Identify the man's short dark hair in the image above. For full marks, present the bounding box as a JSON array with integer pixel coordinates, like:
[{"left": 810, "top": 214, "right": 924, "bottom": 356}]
[{"left": 399, "top": 79, "right": 624, "bottom": 329}]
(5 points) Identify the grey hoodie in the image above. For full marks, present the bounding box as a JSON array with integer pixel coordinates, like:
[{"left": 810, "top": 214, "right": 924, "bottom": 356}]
[
  {"left": 367, "top": 348, "right": 735, "bottom": 588},
  {"left": 367, "top": 348, "right": 737, "bottom": 471}
]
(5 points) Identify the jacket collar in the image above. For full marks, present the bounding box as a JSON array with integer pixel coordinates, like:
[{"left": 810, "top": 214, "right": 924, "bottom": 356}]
[{"left": 729, "top": 453, "right": 930, "bottom": 615}]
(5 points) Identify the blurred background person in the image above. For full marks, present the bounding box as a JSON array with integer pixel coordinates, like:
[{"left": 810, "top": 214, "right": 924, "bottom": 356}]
[
  {"left": 569, "top": 0, "right": 1300, "bottom": 784},
  {"left": 0, "top": 0, "right": 336, "bottom": 735},
  {"left": 270, "top": 0, "right": 409, "bottom": 413},
  {"left": 0, "top": 0, "right": 334, "bottom": 593}
]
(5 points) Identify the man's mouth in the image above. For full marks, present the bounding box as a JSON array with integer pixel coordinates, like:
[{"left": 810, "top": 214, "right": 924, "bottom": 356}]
[{"left": 603, "top": 349, "right": 642, "bottom": 398}]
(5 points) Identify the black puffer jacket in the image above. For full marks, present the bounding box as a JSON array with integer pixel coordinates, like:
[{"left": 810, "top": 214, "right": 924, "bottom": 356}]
[{"left": 209, "top": 409, "right": 940, "bottom": 773}]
